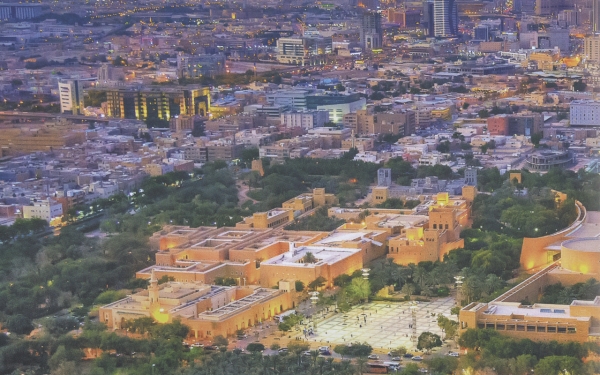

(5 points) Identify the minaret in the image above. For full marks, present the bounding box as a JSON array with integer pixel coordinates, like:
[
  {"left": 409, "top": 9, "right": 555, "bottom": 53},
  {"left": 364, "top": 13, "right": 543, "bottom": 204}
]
[{"left": 149, "top": 268, "right": 159, "bottom": 305}]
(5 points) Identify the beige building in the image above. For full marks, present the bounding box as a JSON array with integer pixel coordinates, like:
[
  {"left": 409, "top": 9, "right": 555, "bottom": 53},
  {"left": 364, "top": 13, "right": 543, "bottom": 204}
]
[
  {"left": 386, "top": 192, "right": 471, "bottom": 265},
  {"left": 585, "top": 35, "right": 600, "bottom": 65},
  {"left": 23, "top": 199, "right": 63, "bottom": 222},
  {"left": 100, "top": 271, "right": 294, "bottom": 340},
  {"left": 343, "top": 109, "right": 415, "bottom": 137}
]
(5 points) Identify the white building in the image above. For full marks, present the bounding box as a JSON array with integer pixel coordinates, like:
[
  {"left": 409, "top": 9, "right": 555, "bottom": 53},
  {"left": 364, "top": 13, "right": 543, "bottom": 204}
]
[
  {"left": 317, "top": 98, "right": 367, "bottom": 123},
  {"left": 89, "top": 181, "right": 120, "bottom": 199},
  {"left": 280, "top": 110, "right": 329, "bottom": 129},
  {"left": 570, "top": 100, "right": 600, "bottom": 126},
  {"left": 58, "top": 79, "right": 85, "bottom": 115},
  {"left": 266, "top": 89, "right": 312, "bottom": 110},
  {"left": 584, "top": 35, "right": 600, "bottom": 64},
  {"left": 276, "top": 38, "right": 306, "bottom": 65},
  {"left": 23, "top": 199, "right": 63, "bottom": 222}
]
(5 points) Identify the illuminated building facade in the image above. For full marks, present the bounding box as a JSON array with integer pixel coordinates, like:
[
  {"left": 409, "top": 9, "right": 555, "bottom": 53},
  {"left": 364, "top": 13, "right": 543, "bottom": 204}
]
[
  {"left": 101, "top": 86, "right": 210, "bottom": 121},
  {"left": 100, "top": 270, "right": 294, "bottom": 339}
]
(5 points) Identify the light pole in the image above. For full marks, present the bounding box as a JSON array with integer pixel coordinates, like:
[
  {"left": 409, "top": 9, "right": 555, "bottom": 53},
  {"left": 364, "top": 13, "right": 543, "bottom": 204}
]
[
  {"left": 361, "top": 268, "right": 370, "bottom": 280},
  {"left": 454, "top": 276, "right": 464, "bottom": 306},
  {"left": 152, "top": 364, "right": 155, "bottom": 375},
  {"left": 410, "top": 301, "right": 418, "bottom": 349},
  {"left": 310, "top": 291, "right": 319, "bottom": 305}
]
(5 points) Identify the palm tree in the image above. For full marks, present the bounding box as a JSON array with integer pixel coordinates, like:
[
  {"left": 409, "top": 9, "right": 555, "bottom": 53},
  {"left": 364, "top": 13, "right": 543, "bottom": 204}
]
[
  {"left": 401, "top": 283, "right": 416, "bottom": 296},
  {"left": 414, "top": 266, "right": 427, "bottom": 287},
  {"left": 310, "top": 350, "right": 319, "bottom": 368},
  {"left": 462, "top": 276, "right": 482, "bottom": 304},
  {"left": 303, "top": 252, "right": 317, "bottom": 264},
  {"left": 355, "top": 356, "right": 368, "bottom": 375},
  {"left": 483, "top": 274, "right": 504, "bottom": 296}
]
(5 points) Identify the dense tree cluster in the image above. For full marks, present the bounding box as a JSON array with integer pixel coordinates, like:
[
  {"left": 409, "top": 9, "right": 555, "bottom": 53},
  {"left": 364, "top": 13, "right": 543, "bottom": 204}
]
[
  {"left": 284, "top": 207, "right": 345, "bottom": 231},
  {"left": 455, "top": 329, "right": 600, "bottom": 375}
]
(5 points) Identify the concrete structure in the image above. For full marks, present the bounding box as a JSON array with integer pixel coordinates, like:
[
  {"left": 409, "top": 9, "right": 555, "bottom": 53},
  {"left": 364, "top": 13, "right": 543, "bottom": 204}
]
[
  {"left": 100, "top": 272, "right": 294, "bottom": 340},
  {"left": 276, "top": 37, "right": 331, "bottom": 66},
  {"left": 462, "top": 233, "right": 600, "bottom": 343},
  {"left": 0, "top": 3, "right": 42, "bottom": 20},
  {"left": 343, "top": 110, "right": 416, "bottom": 137},
  {"left": 236, "top": 209, "right": 295, "bottom": 229},
  {"left": 177, "top": 54, "right": 226, "bottom": 79},
  {"left": 570, "top": 100, "right": 600, "bottom": 126},
  {"left": 280, "top": 110, "right": 329, "bottom": 129},
  {"left": 594, "top": 0, "right": 600, "bottom": 33},
  {"left": 100, "top": 86, "right": 210, "bottom": 121},
  {"left": 387, "top": 192, "right": 470, "bottom": 265},
  {"left": 59, "top": 79, "right": 85, "bottom": 115},
  {"left": 464, "top": 168, "right": 477, "bottom": 186},
  {"left": 378, "top": 168, "right": 392, "bottom": 186},
  {"left": 22, "top": 199, "right": 63, "bottom": 222},
  {"left": 266, "top": 89, "right": 311, "bottom": 110},
  {"left": 360, "top": 12, "right": 383, "bottom": 50},
  {"left": 525, "top": 150, "right": 575, "bottom": 171},
  {"left": 433, "top": 0, "right": 458, "bottom": 37}
]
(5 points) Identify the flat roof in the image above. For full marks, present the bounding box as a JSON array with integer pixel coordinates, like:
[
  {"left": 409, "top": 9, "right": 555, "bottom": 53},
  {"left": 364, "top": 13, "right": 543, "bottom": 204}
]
[
  {"left": 197, "top": 288, "right": 279, "bottom": 318},
  {"left": 563, "top": 238, "right": 600, "bottom": 252},
  {"left": 261, "top": 245, "right": 360, "bottom": 267},
  {"left": 482, "top": 302, "right": 589, "bottom": 321}
]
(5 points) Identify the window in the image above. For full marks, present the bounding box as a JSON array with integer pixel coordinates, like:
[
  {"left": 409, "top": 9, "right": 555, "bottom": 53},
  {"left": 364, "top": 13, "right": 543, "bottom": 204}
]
[
  {"left": 547, "top": 326, "right": 557, "bottom": 333},
  {"left": 558, "top": 327, "right": 567, "bottom": 333}
]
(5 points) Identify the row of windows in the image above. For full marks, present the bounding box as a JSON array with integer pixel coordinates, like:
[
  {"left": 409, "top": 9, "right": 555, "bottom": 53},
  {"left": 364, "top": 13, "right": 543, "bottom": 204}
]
[
  {"left": 267, "top": 217, "right": 289, "bottom": 228},
  {"left": 477, "top": 322, "right": 576, "bottom": 334},
  {"left": 432, "top": 223, "right": 449, "bottom": 230}
]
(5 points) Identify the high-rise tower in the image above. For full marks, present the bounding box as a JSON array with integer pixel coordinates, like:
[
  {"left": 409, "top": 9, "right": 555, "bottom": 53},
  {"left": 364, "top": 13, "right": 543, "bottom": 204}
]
[
  {"left": 360, "top": 11, "right": 383, "bottom": 50},
  {"left": 433, "top": 0, "right": 458, "bottom": 37}
]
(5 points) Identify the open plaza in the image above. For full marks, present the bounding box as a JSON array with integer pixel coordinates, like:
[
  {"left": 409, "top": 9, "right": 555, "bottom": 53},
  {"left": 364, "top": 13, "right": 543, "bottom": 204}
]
[{"left": 300, "top": 298, "right": 456, "bottom": 351}]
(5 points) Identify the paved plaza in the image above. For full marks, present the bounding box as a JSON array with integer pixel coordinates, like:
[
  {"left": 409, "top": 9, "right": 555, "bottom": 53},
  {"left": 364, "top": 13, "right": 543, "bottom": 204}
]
[{"left": 310, "top": 297, "right": 457, "bottom": 351}]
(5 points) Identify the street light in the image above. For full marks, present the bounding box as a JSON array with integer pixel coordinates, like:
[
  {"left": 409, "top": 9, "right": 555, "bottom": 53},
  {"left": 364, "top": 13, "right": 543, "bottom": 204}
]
[
  {"left": 409, "top": 301, "right": 418, "bottom": 349},
  {"left": 152, "top": 364, "right": 155, "bottom": 375},
  {"left": 310, "top": 291, "right": 319, "bottom": 305},
  {"left": 454, "top": 276, "right": 464, "bottom": 306},
  {"left": 361, "top": 268, "right": 370, "bottom": 280}
]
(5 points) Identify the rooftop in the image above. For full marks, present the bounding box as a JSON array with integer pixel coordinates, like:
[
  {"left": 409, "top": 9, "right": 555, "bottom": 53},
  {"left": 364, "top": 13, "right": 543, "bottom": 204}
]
[{"left": 261, "top": 245, "right": 360, "bottom": 267}]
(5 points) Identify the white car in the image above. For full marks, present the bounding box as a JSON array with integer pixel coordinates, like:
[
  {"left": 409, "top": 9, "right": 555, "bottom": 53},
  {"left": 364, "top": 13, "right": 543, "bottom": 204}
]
[
  {"left": 447, "top": 352, "right": 460, "bottom": 357},
  {"left": 368, "top": 354, "right": 379, "bottom": 360},
  {"left": 412, "top": 356, "right": 423, "bottom": 361}
]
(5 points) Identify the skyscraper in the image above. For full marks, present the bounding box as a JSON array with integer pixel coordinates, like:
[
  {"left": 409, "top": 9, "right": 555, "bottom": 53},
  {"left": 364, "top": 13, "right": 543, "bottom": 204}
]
[
  {"left": 593, "top": 0, "right": 600, "bottom": 32},
  {"left": 422, "top": 1, "right": 435, "bottom": 37},
  {"left": 360, "top": 11, "right": 383, "bottom": 50},
  {"left": 433, "top": 0, "right": 458, "bottom": 37},
  {"left": 58, "top": 79, "right": 85, "bottom": 115}
]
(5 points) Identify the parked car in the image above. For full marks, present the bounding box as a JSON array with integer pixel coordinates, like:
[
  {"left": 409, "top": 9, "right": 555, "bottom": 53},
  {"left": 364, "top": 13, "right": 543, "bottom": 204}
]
[
  {"left": 447, "top": 352, "right": 460, "bottom": 357},
  {"left": 412, "top": 356, "right": 423, "bottom": 361},
  {"left": 368, "top": 354, "right": 379, "bottom": 360}
]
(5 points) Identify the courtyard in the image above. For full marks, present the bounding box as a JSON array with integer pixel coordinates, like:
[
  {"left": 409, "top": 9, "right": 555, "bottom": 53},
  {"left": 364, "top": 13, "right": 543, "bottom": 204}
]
[{"left": 306, "top": 297, "right": 457, "bottom": 351}]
